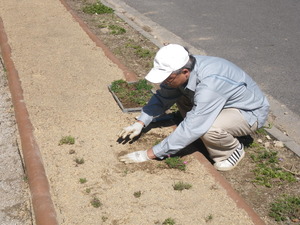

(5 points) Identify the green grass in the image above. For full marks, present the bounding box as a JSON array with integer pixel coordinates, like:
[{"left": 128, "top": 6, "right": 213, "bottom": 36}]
[
  {"left": 59, "top": 135, "right": 75, "bottom": 145},
  {"left": 250, "top": 148, "right": 279, "bottom": 163},
  {"left": 173, "top": 181, "right": 192, "bottom": 191},
  {"left": 134, "top": 46, "right": 153, "bottom": 58},
  {"left": 255, "top": 127, "right": 268, "bottom": 135},
  {"left": 165, "top": 156, "right": 186, "bottom": 171},
  {"left": 249, "top": 141, "right": 262, "bottom": 148},
  {"left": 125, "top": 43, "right": 155, "bottom": 58},
  {"left": 111, "top": 79, "right": 153, "bottom": 107},
  {"left": 250, "top": 148, "right": 296, "bottom": 187},
  {"left": 269, "top": 195, "right": 300, "bottom": 222},
  {"left": 83, "top": 1, "right": 114, "bottom": 14},
  {"left": 108, "top": 24, "right": 126, "bottom": 35}
]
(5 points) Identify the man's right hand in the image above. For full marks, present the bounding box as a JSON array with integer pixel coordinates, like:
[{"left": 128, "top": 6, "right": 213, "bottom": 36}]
[{"left": 118, "top": 122, "right": 144, "bottom": 139}]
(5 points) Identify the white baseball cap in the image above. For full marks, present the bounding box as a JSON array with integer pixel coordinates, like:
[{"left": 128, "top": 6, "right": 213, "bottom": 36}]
[{"left": 145, "top": 44, "right": 189, "bottom": 83}]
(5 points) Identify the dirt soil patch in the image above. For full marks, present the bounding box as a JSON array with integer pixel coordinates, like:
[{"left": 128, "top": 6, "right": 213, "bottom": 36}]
[{"left": 64, "top": 1, "right": 300, "bottom": 224}]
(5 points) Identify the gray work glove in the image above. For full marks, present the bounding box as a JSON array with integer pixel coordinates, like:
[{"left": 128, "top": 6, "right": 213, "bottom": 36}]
[
  {"left": 118, "top": 122, "right": 143, "bottom": 139},
  {"left": 119, "top": 150, "right": 150, "bottom": 163}
]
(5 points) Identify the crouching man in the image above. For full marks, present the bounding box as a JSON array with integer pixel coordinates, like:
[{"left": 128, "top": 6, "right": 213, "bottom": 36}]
[{"left": 118, "top": 44, "right": 269, "bottom": 171}]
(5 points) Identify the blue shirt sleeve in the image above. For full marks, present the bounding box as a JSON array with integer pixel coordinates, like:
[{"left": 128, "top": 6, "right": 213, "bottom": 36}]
[
  {"left": 153, "top": 85, "right": 226, "bottom": 159},
  {"left": 137, "top": 84, "right": 182, "bottom": 127}
]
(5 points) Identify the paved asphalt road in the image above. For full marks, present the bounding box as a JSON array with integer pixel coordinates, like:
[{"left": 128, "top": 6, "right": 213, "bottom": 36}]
[{"left": 118, "top": 0, "right": 300, "bottom": 117}]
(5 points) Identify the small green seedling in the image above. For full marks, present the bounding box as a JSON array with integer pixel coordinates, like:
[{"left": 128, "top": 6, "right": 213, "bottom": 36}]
[
  {"left": 59, "top": 136, "right": 75, "bottom": 145},
  {"left": 133, "top": 191, "right": 142, "bottom": 198},
  {"left": 165, "top": 156, "right": 186, "bottom": 171},
  {"left": 162, "top": 217, "right": 176, "bottom": 225},
  {"left": 79, "top": 178, "right": 87, "bottom": 184},
  {"left": 23, "top": 176, "right": 28, "bottom": 183},
  {"left": 85, "top": 188, "right": 91, "bottom": 194},
  {"left": 205, "top": 214, "right": 213, "bottom": 222},
  {"left": 173, "top": 181, "right": 192, "bottom": 191},
  {"left": 91, "top": 197, "right": 102, "bottom": 208}
]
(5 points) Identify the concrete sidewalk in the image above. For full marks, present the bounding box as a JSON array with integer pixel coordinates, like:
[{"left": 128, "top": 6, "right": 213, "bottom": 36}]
[
  {"left": 0, "top": 0, "right": 265, "bottom": 224},
  {"left": 0, "top": 55, "right": 32, "bottom": 224}
]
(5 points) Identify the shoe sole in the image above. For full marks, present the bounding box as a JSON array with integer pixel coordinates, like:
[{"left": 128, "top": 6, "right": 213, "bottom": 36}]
[{"left": 214, "top": 151, "right": 245, "bottom": 171}]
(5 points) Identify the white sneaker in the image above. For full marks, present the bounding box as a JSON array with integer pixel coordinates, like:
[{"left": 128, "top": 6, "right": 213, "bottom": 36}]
[{"left": 214, "top": 143, "right": 245, "bottom": 171}]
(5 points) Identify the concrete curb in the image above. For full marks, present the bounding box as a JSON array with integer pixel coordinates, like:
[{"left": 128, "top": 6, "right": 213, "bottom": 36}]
[
  {"left": 59, "top": 1, "right": 266, "bottom": 224},
  {"left": 265, "top": 126, "right": 300, "bottom": 157},
  {"left": 0, "top": 18, "right": 58, "bottom": 225}
]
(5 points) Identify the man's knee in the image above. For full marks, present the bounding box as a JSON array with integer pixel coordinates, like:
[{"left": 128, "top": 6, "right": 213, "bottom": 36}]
[
  {"left": 201, "top": 127, "right": 239, "bottom": 153},
  {"left": 202, "top": 127, "right": 228, "bottom": 144}
]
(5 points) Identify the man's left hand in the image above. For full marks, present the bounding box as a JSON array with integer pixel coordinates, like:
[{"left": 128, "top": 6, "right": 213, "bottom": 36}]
[{"left": 119, "top": 150, "right": 150, "bottom": 163}]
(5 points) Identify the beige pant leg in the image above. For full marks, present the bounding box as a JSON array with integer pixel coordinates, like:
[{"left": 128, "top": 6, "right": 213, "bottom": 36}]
[
  {"left": 201, "top": 108, "right": 257, "bottom": 162},
  {"left": 176, "top": 96, "right": 258, "bottom": 162}
]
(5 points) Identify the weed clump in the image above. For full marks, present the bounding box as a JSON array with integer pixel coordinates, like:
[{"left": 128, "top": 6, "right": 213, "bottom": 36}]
[
  {"left": 79, "top": 178, "right": 87, "bottom": 184},
  {"left": 162, "top": 217, "right": 176, "bottom": 225},
  {"left": 250, "top": 148, "right": 296, "bottom": 187},
  {"left": 173, "top": 181, "right": 192, "bottom": 191},
  {"left": 269, "top": 195, "right": 300, "bottom": 222},
  {"left": 91, "top": 197, "right": 102, "bottom": 208},
  {"left": 59, "top": 136, "right": 75, "bottom": 145}
]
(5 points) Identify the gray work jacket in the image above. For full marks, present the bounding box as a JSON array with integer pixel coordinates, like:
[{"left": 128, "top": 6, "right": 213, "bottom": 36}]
[{"left": 138, "top": 55, "right": 269, "bottom": 158}]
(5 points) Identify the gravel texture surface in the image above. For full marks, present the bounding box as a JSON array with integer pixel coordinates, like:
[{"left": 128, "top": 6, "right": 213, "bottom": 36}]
[{"left": 0, "top": 57, "right": 31, "bottom": 224}]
